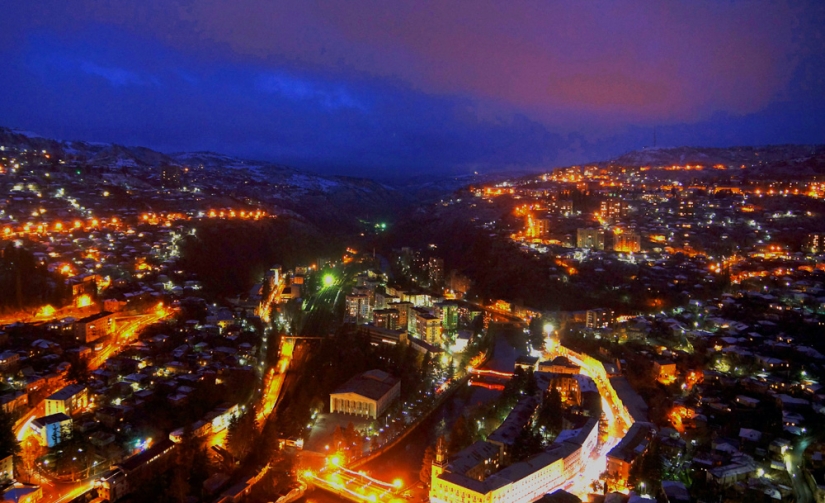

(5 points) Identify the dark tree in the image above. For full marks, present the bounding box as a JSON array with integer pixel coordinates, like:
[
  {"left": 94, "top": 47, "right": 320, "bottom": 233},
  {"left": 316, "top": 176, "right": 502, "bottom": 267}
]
[
  {"left": 0, "top": 410, "right": 19, "bottom": 458},
  {"left": 511, "top": 427, "right": 543, "bottom": 461},
  {"left": 226, "top": 411, "right": 257, "bottom": 459},
  {"left": 537, "top": 387, "right": 564, "bottom": 436},
  {"left": 420, "top": 445, "right": 435, "bottom": 485},
  {"left": 528, "top": 316, "right": 546, "bottom": 350},
  {"left": 629, "top": 437, "right": 662, "bottom": 493},
  {"left": 448, "top": 415, "right": 473, "bottom": 455},
  {"left": 66, "top": 354, "right": 91, "bottom": 384}
]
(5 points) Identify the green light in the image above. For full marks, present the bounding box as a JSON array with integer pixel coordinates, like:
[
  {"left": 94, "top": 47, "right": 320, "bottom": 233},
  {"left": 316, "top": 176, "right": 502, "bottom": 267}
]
[
  {"left": 323, "top": 274, "right": 335, "bottom": 287},
  {"left": 380, "top": 223, "right": 386, "bottom": 229}
]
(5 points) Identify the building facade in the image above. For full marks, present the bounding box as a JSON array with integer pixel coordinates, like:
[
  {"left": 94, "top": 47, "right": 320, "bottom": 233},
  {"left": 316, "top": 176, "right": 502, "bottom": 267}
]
[
  {"left": 31, "top": 413, "right": 72, "bottom": 447},
  {"left": 614, "top": 231, "right": 641, "bottom": 253},
  {"left": 576, "top": 228, "right": 605, "bottom": 250},
  {"left": 329, "top": 369, "right": 401, "bottom": 420},
  {"left": 45, "top": 384, "right": 88, "bottom": 416},
  {"left": 74, "top": 311, "right": 115, "bottom": 343},
  {"left": 414, "top": 308, "right": 442, "bottom": 344}
]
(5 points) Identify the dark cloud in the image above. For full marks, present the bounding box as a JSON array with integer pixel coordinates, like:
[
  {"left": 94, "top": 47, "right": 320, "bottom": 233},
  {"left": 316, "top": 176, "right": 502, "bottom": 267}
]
[{"left": 0, "top": 1, "right": 823, "bottom": 177}]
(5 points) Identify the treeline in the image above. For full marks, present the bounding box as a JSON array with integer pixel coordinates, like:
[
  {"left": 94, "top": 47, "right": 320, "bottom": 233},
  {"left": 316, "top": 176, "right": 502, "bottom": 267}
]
[
  {"left": 0, "top": 243, "right": 70, "bottom": 311},
  {"left": 178, "top": 218, "right": 342, "bottom": 298}
]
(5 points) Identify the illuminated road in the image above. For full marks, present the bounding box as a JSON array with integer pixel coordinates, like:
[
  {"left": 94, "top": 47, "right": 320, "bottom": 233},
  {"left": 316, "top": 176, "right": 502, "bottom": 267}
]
[
  {"left": 549, "top": 346, "right": 629, "bottom": 496},
  {"left": 257, "top": 338, "right": 294, "bottom": 424},
  {"left": 786, "top": 436, "right": 813, "bottom": 503},
  {"left": 89, "top": 305, "right": 172, "bottom": 369}
]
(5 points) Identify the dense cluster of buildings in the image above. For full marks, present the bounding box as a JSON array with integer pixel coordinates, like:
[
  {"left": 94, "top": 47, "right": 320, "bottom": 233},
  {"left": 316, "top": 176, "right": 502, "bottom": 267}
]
[
  {"left": 0, "top": 139, "right": 304, "bottom": 501},
  {"left": 345, "top": 269, "right": 482, "bottom": 353}
]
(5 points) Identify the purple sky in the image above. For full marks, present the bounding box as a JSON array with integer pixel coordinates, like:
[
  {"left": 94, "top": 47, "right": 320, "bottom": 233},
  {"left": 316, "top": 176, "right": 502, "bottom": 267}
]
[{"left": 1, "top": 1, "right": 823, "bottom": 178}]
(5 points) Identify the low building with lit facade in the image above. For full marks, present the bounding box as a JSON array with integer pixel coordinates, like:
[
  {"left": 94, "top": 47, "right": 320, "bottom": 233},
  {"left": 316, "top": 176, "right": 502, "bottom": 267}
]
[
  {"left": 0, "top": 391, "right": 27, "bottom": 416},
  {"left": 329, "top": 369, "right": 400, "bottom": 420},
  {"left": 45, "top": 384, "right": 88, "bottom": 417},
  {"left": 0, "top": 454, "right": 13, "bottom": 484},
  {"left": 654, "top": 359, "right": 677, "bottom": 384},
  {"left": 538, "top": 356, "right": 580, "bottom": 375},
  {"left": 606, "top": 422, "right": 656, "bottom": 487},
  {"left": 514, "top": 356, "right": 539, "bottom": 373},
  {"left": 30, "top": 413, "right": 72, "bottom": 447},
  {"left": 535, "top": 373, "right": 598, "bottom": 409},
  {"left": 430, "top": 417, "right": 599, "bottom": 503},
  {"left": 1, "top": 483, "right": 42, "bottom": 503},
  {"left": 97, "top": 438, "right": 177, "bottom": 502},
  {"left": 357, "top": 324, "right": 407, "bottom": 347},
  {"left": 0, "top": 351, "right": 19, "bottom": 372}
]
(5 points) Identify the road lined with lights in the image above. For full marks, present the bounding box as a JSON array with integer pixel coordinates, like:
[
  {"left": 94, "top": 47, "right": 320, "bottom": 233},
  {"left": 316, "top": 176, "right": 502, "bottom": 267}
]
[{"left": 257, "top": 338, "right": 294, "bottom": 424}]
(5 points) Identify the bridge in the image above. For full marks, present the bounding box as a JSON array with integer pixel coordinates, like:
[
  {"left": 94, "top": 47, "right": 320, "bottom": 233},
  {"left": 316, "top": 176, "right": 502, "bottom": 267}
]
[
  {"left": 467, "top": 367, "right": 515, "bottom": 379},
  {"left": 302, "top": 462, "right": 409, "bottom": 503}
]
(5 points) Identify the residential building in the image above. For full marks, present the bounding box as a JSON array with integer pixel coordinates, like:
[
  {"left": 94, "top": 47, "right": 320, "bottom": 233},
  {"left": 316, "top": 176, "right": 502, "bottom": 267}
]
[
  {"left": 414, "top": 308, "right": 442, "bottom": 344},
  {"left": 576, "top": 228, "right": 605, "bottom": 250},
  {"left": 527, "top": 216, "right": 550, "bottom": 239},
  {"left": 614, "top": 231, "right": 641, "bottom": 253},
  {"left": 161, "top": 165, "right": 182, "bottom": 188},
  {"left": 434, "top": 301, "right": 459, "bottom": 333},
  {"left": 372, "top": 308, "right": 400, "bottom": 331},
  {"left": 30, "top": 413, "right": 72, "bottom": 447},
  {"left": 429, "top": 257, "right": 445, "bottom": 286},
  {"left": 74, "top": 311, "right": 115, "bottom": 343},
  {"left": 0, "top": 351, "right": 19, "bottom": 372},
  {"left": 390, "top": 301, "right": 413, "bottom": 332},
  {"left": 606, "top": 422, "right": 655, "bottom": 486},
  {"left": 805, "top": 232, "right": 825, "bottom": 253},
  {"left": 45, "top": 384, "right": 88, "bottom": 417},
  {"left": 586, "top": 309, "right": 614, "bottom": 329},
  {"left": 600, "top": 199, "right": 627, "bottom": 221},
  {"left": 96, "top": 438, "right": 177, "bottom": 502},
  {"left": 0, "top": 454, "right": 12, "bottom": 484},
  {"left": 345, "top": 294, "right": 370, "bottom": 323},
  {"left": 0, "top": 391, "right": 28, "bottom": 416}
]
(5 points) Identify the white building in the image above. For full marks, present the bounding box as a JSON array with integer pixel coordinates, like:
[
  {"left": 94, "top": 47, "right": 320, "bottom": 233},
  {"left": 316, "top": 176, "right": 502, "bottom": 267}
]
[{"left": 329, "top": 369, "right": 400, "bottom": 420}]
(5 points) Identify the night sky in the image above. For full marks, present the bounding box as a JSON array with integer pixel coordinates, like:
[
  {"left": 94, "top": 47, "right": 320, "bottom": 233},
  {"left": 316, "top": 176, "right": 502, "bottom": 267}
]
[{"left": 2, "top": 1, "right": 824, "bottom": 178}]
